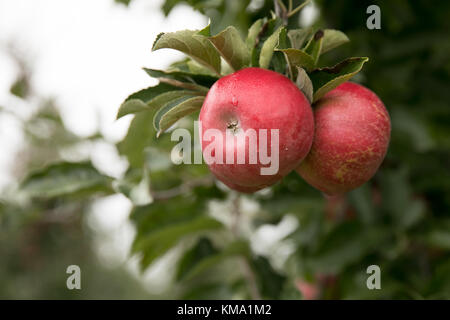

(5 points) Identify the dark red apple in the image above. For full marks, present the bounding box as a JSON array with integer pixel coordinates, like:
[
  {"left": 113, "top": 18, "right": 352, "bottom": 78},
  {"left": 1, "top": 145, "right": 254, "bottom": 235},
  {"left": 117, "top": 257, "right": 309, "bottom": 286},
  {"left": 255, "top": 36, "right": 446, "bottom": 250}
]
[
  {"left": 296, "top": 82, "right": 391, "bottom": 195},
  {"left": 199, "top": 67, "right": 314, "bottom": 193}
]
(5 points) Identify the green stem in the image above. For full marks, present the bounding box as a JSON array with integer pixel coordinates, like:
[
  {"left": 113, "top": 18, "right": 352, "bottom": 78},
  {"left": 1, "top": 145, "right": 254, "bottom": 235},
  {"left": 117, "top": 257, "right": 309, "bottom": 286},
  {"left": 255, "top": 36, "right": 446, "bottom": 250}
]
[
  {"left": 277, "top": 0, "right": 287, "bottom": 12},
  {"left": 287, "top": 0, "right": 311, "bottom": 18}
]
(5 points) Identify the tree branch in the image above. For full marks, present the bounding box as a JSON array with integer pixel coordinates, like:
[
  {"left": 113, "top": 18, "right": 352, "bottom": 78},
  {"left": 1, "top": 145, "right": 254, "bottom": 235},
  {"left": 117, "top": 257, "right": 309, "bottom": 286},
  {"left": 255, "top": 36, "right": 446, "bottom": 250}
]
[{"left": 230, "top": 193, "right": 262, "bottom": 300}]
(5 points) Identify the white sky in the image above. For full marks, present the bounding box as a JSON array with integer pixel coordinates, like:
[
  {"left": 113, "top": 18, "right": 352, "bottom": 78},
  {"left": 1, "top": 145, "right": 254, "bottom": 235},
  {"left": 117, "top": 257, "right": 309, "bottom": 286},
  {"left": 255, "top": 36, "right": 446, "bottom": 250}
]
[
  {"left": 0, "top": 0, "right": 206, "bottom": 186},
  {"left": 0, "top": 0, "right": 206, "bottom": 137}
]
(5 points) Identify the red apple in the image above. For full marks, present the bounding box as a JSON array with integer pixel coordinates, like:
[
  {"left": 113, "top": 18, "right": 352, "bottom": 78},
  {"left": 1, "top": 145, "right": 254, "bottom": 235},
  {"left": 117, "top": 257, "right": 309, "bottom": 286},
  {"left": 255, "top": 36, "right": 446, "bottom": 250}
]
[
  {"left": 295, "top": 279, "right": 319, "bottom": 300},
  {"left": 199, "top": 67, "right": 314, "bottom": 192},
  {"left": 296, "top": 82, "right": 391, "bottom": 195}
]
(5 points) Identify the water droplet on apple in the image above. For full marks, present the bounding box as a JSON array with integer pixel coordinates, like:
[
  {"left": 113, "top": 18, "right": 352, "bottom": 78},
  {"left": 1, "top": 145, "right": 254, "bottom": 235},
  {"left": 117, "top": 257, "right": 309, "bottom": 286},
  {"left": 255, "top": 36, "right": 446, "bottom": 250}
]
[{"left": 231, "top": 96, "right": 238, "bottom": 106}]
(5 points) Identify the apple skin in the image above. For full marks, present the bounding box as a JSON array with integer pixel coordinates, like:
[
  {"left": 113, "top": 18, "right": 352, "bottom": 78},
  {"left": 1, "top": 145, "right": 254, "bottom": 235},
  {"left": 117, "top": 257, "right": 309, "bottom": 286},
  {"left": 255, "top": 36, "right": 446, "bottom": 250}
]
[
  {"left": 199, "top": 67, "right": 314, "bottom": 192},
  {"left": 296, "top": 82, "right": 391, "bottom": 195}
]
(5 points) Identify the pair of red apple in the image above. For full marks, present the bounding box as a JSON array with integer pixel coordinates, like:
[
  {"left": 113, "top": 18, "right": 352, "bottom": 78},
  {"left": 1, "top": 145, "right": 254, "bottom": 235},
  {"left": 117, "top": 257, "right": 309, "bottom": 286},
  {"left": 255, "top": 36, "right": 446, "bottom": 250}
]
[{"left": 199, "top": 67, "right": 391, "bottom": 195}]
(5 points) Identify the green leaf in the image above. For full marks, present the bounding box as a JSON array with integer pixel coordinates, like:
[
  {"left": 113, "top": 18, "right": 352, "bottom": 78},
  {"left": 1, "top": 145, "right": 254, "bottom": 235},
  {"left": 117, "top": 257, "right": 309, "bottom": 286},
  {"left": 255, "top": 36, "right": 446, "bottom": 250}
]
[
  {"left": 10, "top": 75, "right": 30, "bottom": 99},
  {"left": 113, "top": 168, "right": 152, "bottom": 206},
  {"left": 347, "top": 184, "right": 376, "bottom": 225},
  {"left": 152, "top": 30, "right": 221, "bottom": 75},
  {"left": 321, "top": 29, "right": 349, "bottom": 55},
  {"left": 176, "top": 237, "right": 219, "bottom": 280},
  {"left": 309, "top": 57, "right": 369, "bottom": 102},
  {"left": 259, "top": 26, "right": 285, "bottom": 69},
  {"left": 117, "top": 111, "right": 156, "bottom": 168},
  {"left": 426, "top": 222, "right": 450, "bottom": 250},
  {"left": 134, "top": 216, "right": 223, "bottom": 269},
  {"left": 287, "top": 28, "right": 313, "bottom": 49},
  {"left": 21, "top": 162, "right": 113, "bottom": 198},
  {"left": 182, "top": 240, "right": 249, "bottom": 281},
  {"left": 271, "top": 27, "right": 290, "bottom": 74},
  {"left": 276, "top": 48, "right": 315, "bottom": 73},
  {"left": 251, "top": 256, "right": 286, "bottom": 299},
  {"left": 305, "top": 222, "right": 386, "bottom": 274},
  {"left": 208, "top": 26, "right": 250, "bottom": 71},
  {"left": 117, "top": 88, "right": 196, "bottom": 119},
  {"left": 249, "top": 18, "right": 280, "bottom": 67},
  {"left": 379, "top": 169, "right": 425, "bottom": 230},
  {"left": 197, "top": 23, "right": 211, "bottom": 37},
  {"left": 295, "top": 67, "right": 313, "bottom": 103},
  {"left": 303, "top": 30, "right": 324, "bottom": 65},
  {"left": 117, "top": 83, "right": 177, "bottom": 119},
  {"left": 143, "top": 68, "right": 213, "bottom": 92},
  {"left": 153, "top": 96, "right": 204, "bottom": 136},
  {"left": 246, "top": 19, "right": 264, "bottom": 50}
]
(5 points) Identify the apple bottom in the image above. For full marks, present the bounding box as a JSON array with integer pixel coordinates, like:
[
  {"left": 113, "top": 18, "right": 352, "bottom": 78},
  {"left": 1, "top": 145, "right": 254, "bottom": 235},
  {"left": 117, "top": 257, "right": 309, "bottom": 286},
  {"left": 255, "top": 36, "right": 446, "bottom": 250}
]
[
  {"left": 210, "top": 167, "right": 275, "bottom": 193},
  {"left": 219, "top": 179, "right": 269, "bottom": 193}
]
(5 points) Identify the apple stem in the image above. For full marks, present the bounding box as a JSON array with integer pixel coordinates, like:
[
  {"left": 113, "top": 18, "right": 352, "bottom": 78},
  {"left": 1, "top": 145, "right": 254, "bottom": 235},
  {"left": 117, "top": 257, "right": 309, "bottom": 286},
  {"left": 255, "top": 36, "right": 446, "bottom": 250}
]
[{"left": 227, "top": 120, "right": 239, "bottom": 134}]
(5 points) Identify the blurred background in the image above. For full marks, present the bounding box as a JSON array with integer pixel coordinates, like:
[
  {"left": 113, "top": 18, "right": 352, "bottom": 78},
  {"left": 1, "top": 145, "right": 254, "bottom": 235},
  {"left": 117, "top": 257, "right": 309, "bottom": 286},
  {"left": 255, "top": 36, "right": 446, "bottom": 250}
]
[{"left": 0, "top": 0, "right": 449, "bottom": 299}]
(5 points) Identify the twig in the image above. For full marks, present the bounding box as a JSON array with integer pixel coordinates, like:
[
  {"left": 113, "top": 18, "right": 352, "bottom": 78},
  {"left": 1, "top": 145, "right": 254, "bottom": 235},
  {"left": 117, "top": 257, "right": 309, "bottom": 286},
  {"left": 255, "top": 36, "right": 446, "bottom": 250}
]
[
  {"left": 274, "top": 0, "right": 289, "bottom": 26},
  {"left": 277, "top": 0, "right": 287, "bottom": 12},
  {"left": 230, "top": 193, "right": 262, "bottom": 300},
  {"left": 239, "top": 257, "right": 262, "bottom": 300},
  {"left": 287, "top": 0, "right": 311, "bottom": 18}
]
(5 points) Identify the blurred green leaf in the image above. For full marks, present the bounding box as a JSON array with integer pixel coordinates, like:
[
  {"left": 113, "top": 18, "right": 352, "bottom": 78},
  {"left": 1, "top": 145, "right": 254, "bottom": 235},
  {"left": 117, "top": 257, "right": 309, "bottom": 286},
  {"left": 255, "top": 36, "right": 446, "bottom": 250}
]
[
  {"left": 10, "top": 75, "right": 30, "bottom": 99},
  {"left": 21, "top": 162, "right": 113, "bottom": 198},
  {"left": 392, "top": 108, "right": 435, "bottom": 152},
  {"left": 134, "top": 216, "right": 223, "bottom": 269},
  {"left": 426, "top": 229, "right": 450, "bottom": 250},
  {"left": 114, "top": 168, "right": 152, "bottom": 206},
  {"left": 379, "top": 169, "right": 425, "bottom": 230},
  {"left": 347, "top": 184, "right": 376, "bottom": 225},
  {"left": 176, "top": 237, "right": 219, "bottom": 280},
  {"left": 182, "top": 240, "right": 249, "bottom": 281},
  {"left": 251, "top": 256, "right": 286, "bottom": 299},
  {"left": 320, "top": 29, "right": 349, "bottom": 55},
  {"left": 305, "top": 222, "right": 387, "bottom": 274}
]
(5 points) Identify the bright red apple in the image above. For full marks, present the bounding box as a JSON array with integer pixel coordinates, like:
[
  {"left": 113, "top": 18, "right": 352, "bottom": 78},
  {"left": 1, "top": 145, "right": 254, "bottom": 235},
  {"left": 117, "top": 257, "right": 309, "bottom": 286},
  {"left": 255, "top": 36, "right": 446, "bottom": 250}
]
[
  {"left": 296, "top": 82, "right": 391, "bottom": 195},
  {"left": 199, "top": 67, "right": 314, "bottom": 193}
]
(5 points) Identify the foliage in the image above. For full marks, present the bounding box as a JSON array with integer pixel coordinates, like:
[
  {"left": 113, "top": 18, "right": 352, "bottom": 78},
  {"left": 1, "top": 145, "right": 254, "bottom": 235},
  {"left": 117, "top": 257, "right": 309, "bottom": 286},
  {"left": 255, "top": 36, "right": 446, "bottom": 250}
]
[
  {"left": 13, "top": 0, "right": 450, "bottom": 299},
  {"left": 0, "top": 101, "right": 151, "bottom": 299}
]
